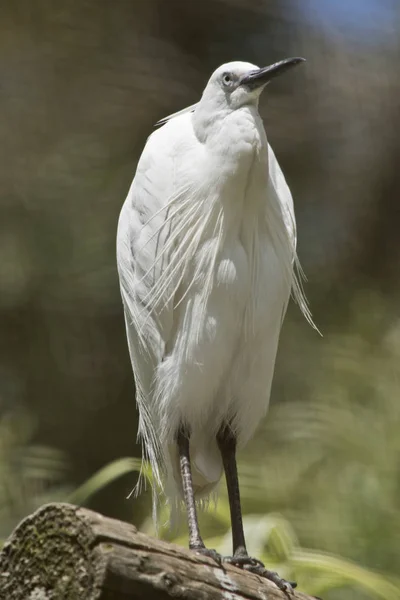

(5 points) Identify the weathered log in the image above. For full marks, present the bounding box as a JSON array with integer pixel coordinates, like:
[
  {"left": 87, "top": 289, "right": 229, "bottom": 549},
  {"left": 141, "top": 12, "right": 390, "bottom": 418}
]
[{"left": 0, "top": 503, "right": 315, "bottom": 599}]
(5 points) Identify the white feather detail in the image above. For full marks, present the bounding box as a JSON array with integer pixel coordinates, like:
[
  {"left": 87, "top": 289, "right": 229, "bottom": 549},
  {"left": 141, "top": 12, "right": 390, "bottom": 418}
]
[
  {"left": 156, "top": 102, "right": 318, "bottom": 333},
  {"left": 155, "top": 103, "right": 198, "bottom": 127}
]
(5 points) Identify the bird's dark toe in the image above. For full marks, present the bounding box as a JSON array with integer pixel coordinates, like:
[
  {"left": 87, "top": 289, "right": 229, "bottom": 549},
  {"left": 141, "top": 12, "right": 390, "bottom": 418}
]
[
  {"left": 225, "top": 556, "right": 296, "bottom": 595},
  {"left": 245, "top": 565, "right": 297, "bottom": 595},
  {"left": 223, "top": 554, "right": 265, "bottom": 569}
]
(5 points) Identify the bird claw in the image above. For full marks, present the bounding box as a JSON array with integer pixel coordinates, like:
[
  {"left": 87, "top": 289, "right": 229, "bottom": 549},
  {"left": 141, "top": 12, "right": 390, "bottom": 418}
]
[
  {"left": 248, "top": 565, "right": 297, "bottom": 596},
  {"left": 223, "top": 554, "right": 264, "bottom": 569},
  {"left": 224, "top": 554, "right": 296, "bottom": 596},
  {"left": 192, "top": 546, "right": 222, "bottom": 565}
]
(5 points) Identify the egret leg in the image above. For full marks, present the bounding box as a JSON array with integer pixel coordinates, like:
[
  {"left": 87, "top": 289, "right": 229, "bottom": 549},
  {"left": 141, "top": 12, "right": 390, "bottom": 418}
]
[
  {"left": 176, "top": 426, "right": 221, "bottom": 564},
  {"left": 216, "top": 424, "right": 297, "bottom": 595}
]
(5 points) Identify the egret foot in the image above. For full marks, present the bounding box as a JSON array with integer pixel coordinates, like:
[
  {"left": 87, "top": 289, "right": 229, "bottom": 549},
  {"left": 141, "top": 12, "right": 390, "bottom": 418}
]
[
  {"left": 224, "top": 553, "right": 296, "bottom": 595},
  {"left": 191, "top": 545, "right": 222, "bottom": 565},
  {"left": 223, "top": 553, "right": 265, "bottom": 569},
  {"left": 243, "top": 564, "right": 297, "bottom": 595}
]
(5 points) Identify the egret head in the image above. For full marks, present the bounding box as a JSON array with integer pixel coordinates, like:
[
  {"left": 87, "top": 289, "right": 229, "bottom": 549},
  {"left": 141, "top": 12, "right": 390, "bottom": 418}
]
[{"left": 201, "top": 58, "right": 305, "bottom": 112}]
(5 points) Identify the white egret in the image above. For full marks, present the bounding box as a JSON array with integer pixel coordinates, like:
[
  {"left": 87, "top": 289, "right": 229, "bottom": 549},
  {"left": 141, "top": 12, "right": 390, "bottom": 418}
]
[{"left": 117, "top": 57, "right": 315, "bottom": 592}]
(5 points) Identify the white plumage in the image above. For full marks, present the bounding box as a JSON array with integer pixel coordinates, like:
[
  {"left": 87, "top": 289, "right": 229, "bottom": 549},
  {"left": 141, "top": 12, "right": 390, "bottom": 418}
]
[{"left": 117, "top": 60, "right": 315, "bottom": 520}]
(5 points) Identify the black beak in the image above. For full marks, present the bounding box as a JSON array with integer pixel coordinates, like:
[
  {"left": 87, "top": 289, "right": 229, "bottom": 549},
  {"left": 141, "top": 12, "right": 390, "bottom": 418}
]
[{"left": 241, "top": 57, "right": 305, "bottom": 89}]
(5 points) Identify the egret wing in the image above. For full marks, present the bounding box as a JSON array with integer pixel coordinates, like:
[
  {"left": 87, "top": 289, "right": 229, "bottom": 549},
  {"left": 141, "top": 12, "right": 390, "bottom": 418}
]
[
  {"left": 117, "top": 128, "right": 178, "bottom": 489},
  {"left": 268, "top": 143, "right": 297, "bottom": 249},
  {"left": 267, "top": 143, "right": 317, "bottom": 330}
]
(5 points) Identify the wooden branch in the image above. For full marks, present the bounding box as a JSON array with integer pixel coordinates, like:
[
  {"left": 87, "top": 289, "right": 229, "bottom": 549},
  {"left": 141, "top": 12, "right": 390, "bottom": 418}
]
[{"left": 0, "top": 503, "right": 315, "bottom": 599}]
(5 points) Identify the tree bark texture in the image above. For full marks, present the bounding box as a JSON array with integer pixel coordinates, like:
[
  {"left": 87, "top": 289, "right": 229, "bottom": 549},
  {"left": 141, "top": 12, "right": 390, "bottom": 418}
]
[{"left": 0, "top": 503, "right": 316, "bottom": 600}]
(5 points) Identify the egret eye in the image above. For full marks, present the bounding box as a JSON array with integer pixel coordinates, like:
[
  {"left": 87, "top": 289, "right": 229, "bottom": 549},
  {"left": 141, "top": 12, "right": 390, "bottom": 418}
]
[{"left": 222, "top": 73, "right": 232, "bottom": 86}]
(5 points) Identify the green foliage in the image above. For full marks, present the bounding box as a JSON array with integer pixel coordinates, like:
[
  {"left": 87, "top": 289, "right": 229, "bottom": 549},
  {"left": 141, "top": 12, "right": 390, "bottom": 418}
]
[
  {"left": 67, "top": 457, "right": 143, "bottom": 506},
  {"left": 0, "top": 411, "right": 71, "bottom": 542},
  {"left": 140, "top": 490, "right": 400, "bottom": 599}
]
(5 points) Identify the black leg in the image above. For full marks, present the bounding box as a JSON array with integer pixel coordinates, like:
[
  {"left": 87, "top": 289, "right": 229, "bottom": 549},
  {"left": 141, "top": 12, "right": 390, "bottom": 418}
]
[
  {"left": 176, "top": 426, "right": 221, "bottom": 563},
  {"left": 216, "top": 424, "right": 247, "bottom": 557},
  {"left": 217, "top": 424, "right": 297, "bottom": 595}
]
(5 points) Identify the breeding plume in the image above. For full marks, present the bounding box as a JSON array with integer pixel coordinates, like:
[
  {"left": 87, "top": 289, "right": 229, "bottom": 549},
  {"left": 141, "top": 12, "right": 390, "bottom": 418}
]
[{"left": 117, "top": 57, "right": 314, "bottom": 591}]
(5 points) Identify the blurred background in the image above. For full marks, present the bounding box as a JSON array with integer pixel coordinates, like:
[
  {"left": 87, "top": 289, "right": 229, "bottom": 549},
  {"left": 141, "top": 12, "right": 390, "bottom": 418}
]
[{"left": 1, "top": 1, "right": 400, "bottom": 598}]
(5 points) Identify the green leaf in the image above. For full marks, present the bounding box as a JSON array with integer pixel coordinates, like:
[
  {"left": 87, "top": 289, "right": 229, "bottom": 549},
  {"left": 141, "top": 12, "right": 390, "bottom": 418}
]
[{"left": 67, "top": 457, "right": 143, "bottom": 506}]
